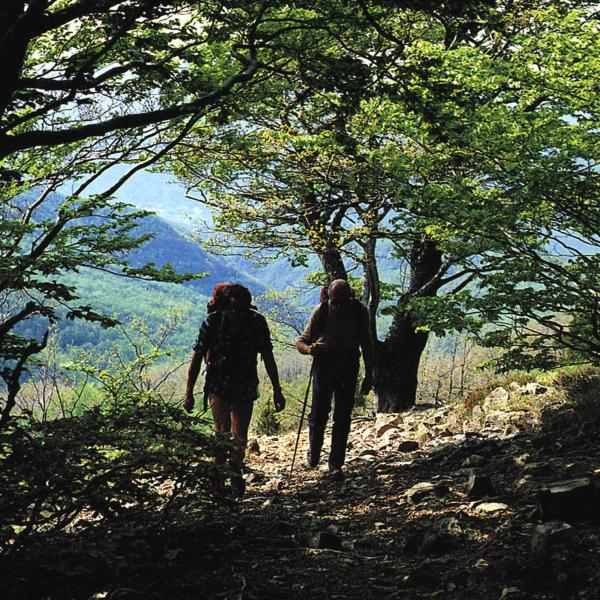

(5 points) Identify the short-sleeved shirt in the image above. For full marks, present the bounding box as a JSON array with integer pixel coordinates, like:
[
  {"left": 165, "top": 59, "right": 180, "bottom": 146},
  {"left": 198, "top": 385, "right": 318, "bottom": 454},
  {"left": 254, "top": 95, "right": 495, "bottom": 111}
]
[{"left": 193, "top": 308, "right": 273, "bottom": 403}]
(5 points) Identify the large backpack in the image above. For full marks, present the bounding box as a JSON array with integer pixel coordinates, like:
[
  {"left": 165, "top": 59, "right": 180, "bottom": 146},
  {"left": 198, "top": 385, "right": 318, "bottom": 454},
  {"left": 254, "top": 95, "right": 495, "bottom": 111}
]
[
  {"left": 211, "top": 309, "right": 257, "bottom": 365},
  {"left": 202, "top": 308, "right": 260, "bottom": 409},
  {"left": 207, "top": 282, "right": 231, "bottom": 313}
]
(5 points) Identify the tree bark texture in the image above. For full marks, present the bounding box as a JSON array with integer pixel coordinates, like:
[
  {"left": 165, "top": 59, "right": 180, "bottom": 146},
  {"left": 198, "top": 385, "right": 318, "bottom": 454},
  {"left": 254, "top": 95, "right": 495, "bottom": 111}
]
[
  {"left": 374, "top": 318, "right": 429, "bottom": 413},
  {"left": 374, "top": 238, "right": 443, "bottom": 413},
  {"left": 319, "top": 248, "right": 348, "bottom": 282},
  {"left": 311, "top": 224, "right": 443, "bottom": 413}
]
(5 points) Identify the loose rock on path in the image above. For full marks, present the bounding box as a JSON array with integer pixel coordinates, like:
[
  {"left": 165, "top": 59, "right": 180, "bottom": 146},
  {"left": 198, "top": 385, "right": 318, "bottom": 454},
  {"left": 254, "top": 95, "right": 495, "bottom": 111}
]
[{"left": 3, "top": 384, "right": 600, "bottom": 600}]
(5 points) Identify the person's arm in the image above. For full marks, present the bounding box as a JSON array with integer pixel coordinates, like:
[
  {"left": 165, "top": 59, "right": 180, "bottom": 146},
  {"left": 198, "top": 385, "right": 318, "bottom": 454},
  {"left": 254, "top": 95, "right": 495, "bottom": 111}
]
[
  {"left": 256, "top": 314, "right": 285, "bottom": 411},
  {"left": 296, "top": 339, "right": 312, "bottom": 355},
  {"left": 296, "top": 306, "right": 320, "bottom": 355},
  {"left": 184, "top": 351, "right": 203, "bottom": 412},
  {"left": 184, "top": 315, "right": 211, "bottom": 412},
  {"left": 262, "top": 349, "right": 286, "bottom": 412}
]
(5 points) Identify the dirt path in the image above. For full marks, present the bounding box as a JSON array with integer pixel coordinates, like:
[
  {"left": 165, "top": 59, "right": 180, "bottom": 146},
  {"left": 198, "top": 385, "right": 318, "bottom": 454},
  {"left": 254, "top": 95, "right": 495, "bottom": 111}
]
[
  {"left": 3, "top": 388, "right": 600, "bottom": 600},
  {"left": 193, "top": 393, "right": 600, "bottom": 600}
]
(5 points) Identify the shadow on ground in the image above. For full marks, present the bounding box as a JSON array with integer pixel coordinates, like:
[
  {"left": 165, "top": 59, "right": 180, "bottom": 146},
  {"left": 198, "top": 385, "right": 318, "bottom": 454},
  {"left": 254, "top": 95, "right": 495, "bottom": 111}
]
[{"left": 2, "top": 393, "right": 600, "bottom": 600}]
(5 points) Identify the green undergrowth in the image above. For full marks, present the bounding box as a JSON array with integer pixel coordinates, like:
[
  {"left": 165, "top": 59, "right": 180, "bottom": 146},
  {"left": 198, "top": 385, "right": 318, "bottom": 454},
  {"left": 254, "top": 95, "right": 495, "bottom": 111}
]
[
  {"left": 460, "top": 365, "right": 600, "bottom": 416},
  {"left": 0, "top": 397, "right": 223, "bottom": 555}
]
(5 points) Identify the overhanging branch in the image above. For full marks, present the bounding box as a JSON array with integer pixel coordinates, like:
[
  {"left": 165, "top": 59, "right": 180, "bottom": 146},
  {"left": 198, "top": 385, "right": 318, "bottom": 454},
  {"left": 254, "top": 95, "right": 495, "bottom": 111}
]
[{"left": 0, "top": 57, "right": 259, "bottom": 158}]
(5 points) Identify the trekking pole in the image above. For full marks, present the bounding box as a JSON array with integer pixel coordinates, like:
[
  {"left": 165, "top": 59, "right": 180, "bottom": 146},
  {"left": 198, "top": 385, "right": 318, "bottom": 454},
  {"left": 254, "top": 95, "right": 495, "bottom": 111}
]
[{"left": 289, "top": 363, "right": 314, "bottom": 477}]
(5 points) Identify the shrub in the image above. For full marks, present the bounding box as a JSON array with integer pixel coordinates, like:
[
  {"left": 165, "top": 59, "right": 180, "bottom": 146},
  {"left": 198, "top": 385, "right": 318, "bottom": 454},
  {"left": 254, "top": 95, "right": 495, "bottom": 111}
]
[
  {"left": 552, "top": 366, "right": 600, "bottom": 406},
  {"left": 0, "top": 397, "right": 220, "bottom": 552},
  {"left": 253, "top": 397, "right": 281, "bottom": 436}
]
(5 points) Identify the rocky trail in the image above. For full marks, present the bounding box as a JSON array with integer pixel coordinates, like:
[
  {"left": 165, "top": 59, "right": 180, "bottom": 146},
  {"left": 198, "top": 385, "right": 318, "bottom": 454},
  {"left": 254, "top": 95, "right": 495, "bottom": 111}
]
[{"left": 4, "top": 382, "right": 600, "bottom": 600}]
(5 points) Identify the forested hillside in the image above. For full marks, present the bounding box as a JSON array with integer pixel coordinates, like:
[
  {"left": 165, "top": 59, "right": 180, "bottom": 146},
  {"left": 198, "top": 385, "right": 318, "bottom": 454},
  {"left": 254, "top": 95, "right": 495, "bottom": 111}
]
[{"left": 12, "top": 197, "right": 269, "bottom": 359}]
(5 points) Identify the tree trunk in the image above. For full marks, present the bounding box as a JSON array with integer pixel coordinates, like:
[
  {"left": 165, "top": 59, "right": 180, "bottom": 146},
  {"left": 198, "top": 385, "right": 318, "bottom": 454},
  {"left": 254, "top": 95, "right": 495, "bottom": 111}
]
[
  {"left": 319, "top": 247, "right": 347, "bottom": 281},
  {"left": 0, "top": 1, "right": 29, "bottom": 117},
  {"left": 301, "top": 190, "right": 348, "bottom": 282},
  {"left": 374, "top": 318, "right": 429, "bottom": 412},
  {"left": 361, "top": 236, "right": 380, "bottom": 339},
  {"left": 374, "top": 237, "right": 443, "bottom": 413},
  {"left": 0, "top": 331, "right": 47, "bottom": 430}
]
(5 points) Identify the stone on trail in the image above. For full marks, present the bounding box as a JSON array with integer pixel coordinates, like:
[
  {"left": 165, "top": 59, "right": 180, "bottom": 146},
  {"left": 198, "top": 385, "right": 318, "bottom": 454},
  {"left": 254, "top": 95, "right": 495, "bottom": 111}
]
[
  {"left": 475, "top": 502, "right": 509, "bottom": 514},
  {"left": 462, "top": 454, "right": 486, "bottom": 468},
  {"left": 483, "top": 387, "right": 510, "bottom": 411},
  {"left": 499, "top": 587, "right": 524, "bottom": 600},
  {"left": 266, "top": 477, "right": 284, "bottom": 492},
  {"left": 485, "top": 410, "right": 529, "bottom": 429},
  {"left": 502, "top": 424, "right": 520, "bottom": 438},
  {"left": 406, "top": 482, "right": 436, "bottom": 504},
  {"left": 376, "top": 417, "right": 402, "bottom": 438},
  {"left": 471, "top": 404, "right": 484, "bottom": 422},
  {"left": 357, "top": 449, "right": 378, "bottom": 461},
  {"left": 467, "top": 472, "right": 496, "bottom": 499},
  {"left": 398, "top": 440, "right": 420, "bottom": 453},
  {"left": 359, "top": 448, "right": 378, "bottom": 456},
  {"left": 522, "top": 461, "right": 553, "bottom": 476},
  {"left": 537, "top": 477, "right": 598, "bottom": 521},
  {"left": 512, "top": 452, "right": 530, "bottom": 468},
  {"left": 530, "top": 520, "right": 574, "bottom": 556},
  {"left": 523, "top": 382, "right": 549, "bottom": 395},
  {"left": 410, "top": 513, "right": 462, "bottom": 556},
  {"left": 416, "top": 423, "right": 432, "bottom": 442},
  {"left": 473, "top": 557, "right": 490, "bottom": 570},
  {"left": 406, "top": 482, "right": 450, "bottom": 505},
  {"left": 489, "top": 386, "right": 510, "bottom": 400},
  {"left": 243, "top": 471, "right": 266, "bottom": 484}
]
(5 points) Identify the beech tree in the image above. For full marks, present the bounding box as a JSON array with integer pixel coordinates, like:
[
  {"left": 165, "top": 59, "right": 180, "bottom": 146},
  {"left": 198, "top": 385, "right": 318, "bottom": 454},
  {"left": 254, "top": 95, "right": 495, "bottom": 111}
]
[
  {"left": 171, "top": 0, "right": 599, "bottom": 410},
  {"left": 438, "top": 5, "right": 600, "bottom": 370}
]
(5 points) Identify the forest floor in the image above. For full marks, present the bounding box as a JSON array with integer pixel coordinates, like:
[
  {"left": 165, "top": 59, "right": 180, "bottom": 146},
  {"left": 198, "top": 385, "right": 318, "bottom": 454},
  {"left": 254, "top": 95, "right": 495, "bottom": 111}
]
[{"left": 3, "top": 378, "right": 600, "bottom": 600}]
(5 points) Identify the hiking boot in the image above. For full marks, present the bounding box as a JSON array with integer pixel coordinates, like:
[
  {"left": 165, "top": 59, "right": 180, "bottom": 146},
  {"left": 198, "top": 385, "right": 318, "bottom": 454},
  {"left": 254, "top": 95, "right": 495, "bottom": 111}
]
[
  {"left": 229, "top": 468, "right": 246, "bottom": 499},
  {"left": 328, "top": 466, "right": 345, "bottom": 482},
  {"left": 306, "top": 449, "right": 320, "bottom": 468},
  {"left": 209, "top": 473, "right": 225, "bottom": 498}
]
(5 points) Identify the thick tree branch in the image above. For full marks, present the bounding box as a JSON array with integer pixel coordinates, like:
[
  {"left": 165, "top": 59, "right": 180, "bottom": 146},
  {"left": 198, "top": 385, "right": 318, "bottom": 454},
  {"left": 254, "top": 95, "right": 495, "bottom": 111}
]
[{"left": 0, "top": 57, "right": 258, "bottom": 158}]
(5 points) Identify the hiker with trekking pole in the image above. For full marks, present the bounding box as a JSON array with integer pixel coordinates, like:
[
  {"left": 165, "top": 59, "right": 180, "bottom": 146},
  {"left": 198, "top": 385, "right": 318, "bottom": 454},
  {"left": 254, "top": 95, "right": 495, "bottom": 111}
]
[
  {"left": 295, "top": 279, "right": 374, "bottom": 482},
  {"left": 184, "top": 283, "right": 286, "bottom": 496}
]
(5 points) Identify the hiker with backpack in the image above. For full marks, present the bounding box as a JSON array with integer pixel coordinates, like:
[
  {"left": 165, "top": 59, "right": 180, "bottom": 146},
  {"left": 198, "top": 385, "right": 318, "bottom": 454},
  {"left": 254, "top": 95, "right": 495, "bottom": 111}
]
[
  {"left": 184, "top": 283, "right": 286, "bottom": 493},
  {"left": 296, "top": 279, "right": 374, "bottom": 481}
]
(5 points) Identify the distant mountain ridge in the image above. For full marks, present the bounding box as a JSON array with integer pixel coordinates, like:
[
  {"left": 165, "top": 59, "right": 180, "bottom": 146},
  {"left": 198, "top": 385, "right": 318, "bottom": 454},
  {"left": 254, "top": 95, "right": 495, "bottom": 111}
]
[
  {"left": 12, "top": 187, "right": 269, "bottom": 358},
  {"left": 74, "top": 167, "right": 314, "bottom": 293},
  {"left": 127, "top": 214, "right": 267, "bottom": 295},
  {"left": 18, "top": 185, "right": 265, "bottom": 296}
]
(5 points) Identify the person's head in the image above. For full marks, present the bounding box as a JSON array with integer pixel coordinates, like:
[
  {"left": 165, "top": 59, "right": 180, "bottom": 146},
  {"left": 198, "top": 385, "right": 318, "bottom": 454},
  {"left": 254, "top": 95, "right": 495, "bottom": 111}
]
[
  {"left": 224, "top": 283, "right": 252, "bottom": 310},
  {"left": 328, "top": 279, "right": 351, "bottom": 308}
]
